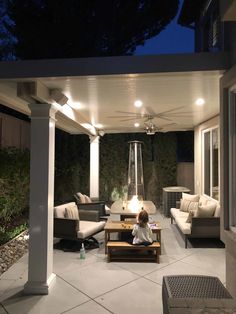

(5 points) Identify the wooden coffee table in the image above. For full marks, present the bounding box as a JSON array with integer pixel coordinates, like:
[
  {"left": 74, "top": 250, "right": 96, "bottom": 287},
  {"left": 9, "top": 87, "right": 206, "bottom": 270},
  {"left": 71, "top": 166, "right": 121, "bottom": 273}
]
[{"left": 104, "top": 220, "right": 161, "bottom": 254}]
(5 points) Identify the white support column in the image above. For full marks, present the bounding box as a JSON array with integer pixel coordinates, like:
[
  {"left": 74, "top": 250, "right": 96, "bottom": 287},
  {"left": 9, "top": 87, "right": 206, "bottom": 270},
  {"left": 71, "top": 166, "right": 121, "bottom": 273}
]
[
  {"left": 89, "top": 135, "right": 100, "bottom": 200},
  {"left": 24, "top": 103, "right": 57, "bottom": 295}
]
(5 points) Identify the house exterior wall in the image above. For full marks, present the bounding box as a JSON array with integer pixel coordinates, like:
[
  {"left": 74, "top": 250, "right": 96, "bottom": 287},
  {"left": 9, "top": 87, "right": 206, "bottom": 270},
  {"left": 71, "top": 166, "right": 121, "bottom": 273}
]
[
  {"left": 221, "top": 62, "right": 236, "bottom": 298},
  {"left": 220, "top": 2, "right": 236, "bottom": 297},
  {"left": 0, "top": 112, "right": 30, "bottom": 149},
  {"left": 194, "top": 115, "right": 219, "bottom": 195},
  {"left": 177, "top": 162, "right": 194, "bottom": 193}
]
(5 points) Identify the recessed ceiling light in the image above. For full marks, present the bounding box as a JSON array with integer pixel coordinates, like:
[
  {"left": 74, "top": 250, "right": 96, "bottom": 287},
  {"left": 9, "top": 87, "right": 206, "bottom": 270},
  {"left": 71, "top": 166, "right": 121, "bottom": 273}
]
[
  {"left": 195, "top": 98, "right": 205, "bottom": 106},
  {"left": 134, "top": 100, "right": 143, "bottom": 108},
  {"left": 134, "top": 122, "right": 140, "bottom": 127}
]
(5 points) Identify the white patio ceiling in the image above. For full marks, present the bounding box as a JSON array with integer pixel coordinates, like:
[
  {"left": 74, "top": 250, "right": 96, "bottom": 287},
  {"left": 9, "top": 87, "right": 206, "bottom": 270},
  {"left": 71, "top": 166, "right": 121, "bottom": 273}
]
[{"left": 0, "top": 52, "right": 228, "bottom": 135}]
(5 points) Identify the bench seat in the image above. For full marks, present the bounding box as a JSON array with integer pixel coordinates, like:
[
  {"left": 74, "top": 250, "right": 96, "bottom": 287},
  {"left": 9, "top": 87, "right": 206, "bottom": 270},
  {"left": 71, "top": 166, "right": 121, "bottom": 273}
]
[{"left": 107, "top": 241, "right": 160, "bottom": 263}]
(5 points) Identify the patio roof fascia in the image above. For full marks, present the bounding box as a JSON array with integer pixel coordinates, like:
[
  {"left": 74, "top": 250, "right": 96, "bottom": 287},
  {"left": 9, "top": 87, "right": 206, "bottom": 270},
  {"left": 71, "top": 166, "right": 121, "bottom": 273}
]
[{"left": 0, "top": 52, "right": 230, "bottom": 80}]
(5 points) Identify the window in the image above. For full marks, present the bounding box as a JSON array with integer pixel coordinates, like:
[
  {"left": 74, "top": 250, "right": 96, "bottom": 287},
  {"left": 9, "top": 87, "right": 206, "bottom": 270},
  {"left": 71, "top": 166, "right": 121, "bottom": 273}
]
[{"left": 202, "top": 127, "right": 219, "bottom": 200}]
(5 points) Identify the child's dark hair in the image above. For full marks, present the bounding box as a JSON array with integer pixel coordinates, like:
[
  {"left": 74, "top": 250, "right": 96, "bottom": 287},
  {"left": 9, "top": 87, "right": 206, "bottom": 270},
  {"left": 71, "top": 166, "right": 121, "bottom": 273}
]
[{"left": 138, "top": 209, "right": 149, "bottom": 228}]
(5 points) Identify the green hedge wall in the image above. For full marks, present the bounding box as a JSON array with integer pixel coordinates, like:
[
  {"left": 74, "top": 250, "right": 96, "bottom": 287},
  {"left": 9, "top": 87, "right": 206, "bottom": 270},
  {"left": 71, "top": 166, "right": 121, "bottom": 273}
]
[
  {"left": 0, "top": 148, "right": 30, "bottom": 224},
  {"left": 55, "top": 131, "right": 179, "bottom": 207}
]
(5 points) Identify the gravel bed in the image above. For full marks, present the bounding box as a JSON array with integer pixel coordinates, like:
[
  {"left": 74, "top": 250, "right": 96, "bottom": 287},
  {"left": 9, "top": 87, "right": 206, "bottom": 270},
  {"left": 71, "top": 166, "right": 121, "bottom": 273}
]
[{"left": 0, "top": 230, "right": 29, "bottom": 276}]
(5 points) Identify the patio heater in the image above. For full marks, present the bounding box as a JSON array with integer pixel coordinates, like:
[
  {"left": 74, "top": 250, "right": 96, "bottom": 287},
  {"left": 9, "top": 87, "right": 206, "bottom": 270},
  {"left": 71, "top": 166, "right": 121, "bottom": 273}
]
[{"left": 127, "top": 141, "right": 145, "bottom": 203}]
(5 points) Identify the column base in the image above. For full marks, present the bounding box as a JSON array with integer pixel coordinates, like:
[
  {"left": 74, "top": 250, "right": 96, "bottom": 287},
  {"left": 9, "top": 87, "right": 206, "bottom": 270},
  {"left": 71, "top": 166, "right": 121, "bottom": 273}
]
[{"left": 24, "top": 273, "right": 56, "bottom": 295}]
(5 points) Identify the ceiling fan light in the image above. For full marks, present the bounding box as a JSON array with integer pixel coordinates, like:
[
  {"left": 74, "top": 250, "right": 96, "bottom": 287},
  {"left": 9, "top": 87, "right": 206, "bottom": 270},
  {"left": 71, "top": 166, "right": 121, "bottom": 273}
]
[
  {"left": 134, "top": 122, "right": 140, "bottom": 127},
  {"left": 146, "top": 128, "right": 156, "bottom": 135},
  {"left": 134, "top": 100, "right": 143, "bottom": 108}
]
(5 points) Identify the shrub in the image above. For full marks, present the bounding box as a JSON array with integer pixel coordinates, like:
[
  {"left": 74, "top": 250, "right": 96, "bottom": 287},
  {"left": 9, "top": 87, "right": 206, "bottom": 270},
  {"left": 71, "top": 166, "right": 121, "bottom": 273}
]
[{"left": 0, "top": 148, "right": 30, "bottom": 224}]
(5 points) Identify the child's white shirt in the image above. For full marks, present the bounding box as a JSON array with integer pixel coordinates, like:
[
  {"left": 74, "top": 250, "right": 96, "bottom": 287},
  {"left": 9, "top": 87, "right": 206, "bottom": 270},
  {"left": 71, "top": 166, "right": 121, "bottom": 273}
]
[{"left": 132, "top": 223, "right": 153, "bottom": 244}]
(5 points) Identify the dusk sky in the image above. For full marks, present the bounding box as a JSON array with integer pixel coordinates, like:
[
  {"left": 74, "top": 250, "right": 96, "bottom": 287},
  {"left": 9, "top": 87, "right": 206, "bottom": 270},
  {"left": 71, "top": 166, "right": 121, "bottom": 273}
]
[{"left": 135, "top": 0, "right": 194, "bottom": 55}]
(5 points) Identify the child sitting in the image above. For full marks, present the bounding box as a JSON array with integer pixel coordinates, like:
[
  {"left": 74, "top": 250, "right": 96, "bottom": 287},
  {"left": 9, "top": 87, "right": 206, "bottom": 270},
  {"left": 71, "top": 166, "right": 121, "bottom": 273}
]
[{"left": 132, "top": 209, "right": 153, "bottom": 245}]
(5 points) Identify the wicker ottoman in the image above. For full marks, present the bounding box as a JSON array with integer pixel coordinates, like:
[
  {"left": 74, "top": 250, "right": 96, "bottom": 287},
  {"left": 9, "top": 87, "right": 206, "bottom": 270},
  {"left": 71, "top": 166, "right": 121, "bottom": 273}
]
[{"left": 162, "top": 275, "right": 232, "bottom": 314}]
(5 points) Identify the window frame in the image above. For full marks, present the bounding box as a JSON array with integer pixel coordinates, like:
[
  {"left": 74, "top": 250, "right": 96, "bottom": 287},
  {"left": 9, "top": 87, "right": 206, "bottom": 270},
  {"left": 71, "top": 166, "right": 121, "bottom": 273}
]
[
  {"left": 202, "top": 125, "right": 219, "bottom": 200},
  {"left": 228, "top": 90, "right": 236, "bottom": 230}
]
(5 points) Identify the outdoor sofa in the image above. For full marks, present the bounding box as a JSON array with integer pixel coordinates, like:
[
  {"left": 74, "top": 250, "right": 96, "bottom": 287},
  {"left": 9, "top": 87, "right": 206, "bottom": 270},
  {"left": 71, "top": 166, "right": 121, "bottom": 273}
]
[{"left": 170, "top": 193, "right": 220, "bottom": 248}]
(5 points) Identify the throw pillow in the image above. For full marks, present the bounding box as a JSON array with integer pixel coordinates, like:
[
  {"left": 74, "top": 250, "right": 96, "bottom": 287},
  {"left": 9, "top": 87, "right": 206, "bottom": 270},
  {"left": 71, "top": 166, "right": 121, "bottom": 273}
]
[
  {"left": 186, "top": 210, "right": 195, "bottom": 223},
  {"left": 195, "top": 203, "right": 216, "bottom": 217},
  {"left": 65, "top": 205, "right": 80, "bottom": 231},
  {"left": 199, "top": 195, "right": 208, "bottom": 206},
  {"left": 78, "top": 192, "right": 86, "bottom": 203},
  {"left": 54, "top": 207, "right": 65, "bottom": 218},
  {"left": 182, "top": 192, "right": 200, "bottom": 202},
  {"left": 84, "top": 194, "right": 92, "bottom": 203},
  {"left": 180, "top": 199, "right": 199, "bottom": 212},
  {"left": 214, "top": 204, "right": 221, "bottom": 217},
  {"left": 65, "top": 205, "right": 80, "bottom": 220}
]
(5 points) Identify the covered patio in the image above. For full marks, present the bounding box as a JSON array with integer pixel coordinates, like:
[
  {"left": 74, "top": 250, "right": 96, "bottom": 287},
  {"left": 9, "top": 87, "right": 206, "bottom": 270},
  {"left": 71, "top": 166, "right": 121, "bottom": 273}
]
[
  {"left": 0, "top": 209, "right": 226, "bottom": 314},
  {"left": 0, "top": 52, "right": 228, "bottom": 295}
]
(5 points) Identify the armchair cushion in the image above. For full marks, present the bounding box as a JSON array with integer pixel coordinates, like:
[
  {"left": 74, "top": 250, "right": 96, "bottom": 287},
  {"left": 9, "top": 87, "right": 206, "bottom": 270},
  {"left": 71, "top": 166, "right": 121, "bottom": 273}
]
[
  {"left": 54, "top": 202, "right": 105, "bottom": 241},
  {"left": 54, "top": 202, "right": 75, "bottom": 218},
  {"left": 77, "top": 220, "right": 105, "bottom": 239},
  {"left": 77, "top": 192, "right": 86, "bottom": 203},
  {"left": 84, "top": 194, "right": 92, "bottom": 203},
  {"left": 65, "top": 205, "right": 79, "bottom": 220}
]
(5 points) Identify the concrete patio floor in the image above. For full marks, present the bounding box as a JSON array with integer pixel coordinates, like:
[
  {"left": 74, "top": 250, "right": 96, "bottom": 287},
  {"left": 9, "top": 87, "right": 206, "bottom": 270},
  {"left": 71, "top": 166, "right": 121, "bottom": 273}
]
[{"left": 0, "top": 210, "right": 225, "bottom": 314}]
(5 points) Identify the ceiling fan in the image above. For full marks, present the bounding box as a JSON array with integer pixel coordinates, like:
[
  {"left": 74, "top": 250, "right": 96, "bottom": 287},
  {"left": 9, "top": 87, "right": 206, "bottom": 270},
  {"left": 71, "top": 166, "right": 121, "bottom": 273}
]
[
  {"left": 108, "top": 106, "right": 192, "bottom": 122},
  {"left": 108, "top": 106, "right": 192, "bottom": 134},
  {"left": 144, "top": 117, "right": 178, "bottom": 135},
  {"left": 144, "top": 117, "right": 158, "bottom": 135}
]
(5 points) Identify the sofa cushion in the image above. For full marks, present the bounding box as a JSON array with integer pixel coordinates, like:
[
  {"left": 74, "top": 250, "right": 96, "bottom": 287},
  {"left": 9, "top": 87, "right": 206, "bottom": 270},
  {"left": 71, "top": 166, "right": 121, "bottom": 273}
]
[
  {"left": 182, "top": 193, "right": 200, "bottom": 202},
  {"left": 214, "top": 204, "right": 221, "bottom": 217},
  {"left": 77, "top": 220, "right": 105, "bottom": 239},
  {"left": 65, "top": 205, "right": 79, "bottom": 220},
  {"left": 195, "top": 204, "right": 216, "bottom": 217},
  {"left": 186, "top": 210, "right": 195, "bottom": 223},
  {"left": 171, "top": 207, "right": 189, "bottom": 219},
  {"left": 175, "top": 216, "right": 191, "bottom": 234},
  {"left": 180, "top": 199, "right": 199, "bottom": 212},
  {"left": 199, "top": 195, "right": 208, "bottom": 206}
]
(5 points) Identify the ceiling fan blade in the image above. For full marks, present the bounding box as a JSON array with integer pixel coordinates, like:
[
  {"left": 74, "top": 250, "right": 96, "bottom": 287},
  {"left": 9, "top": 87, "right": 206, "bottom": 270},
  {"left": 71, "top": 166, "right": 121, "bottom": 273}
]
[
  {"left": 119, "top": 117, "right": 144, "bottom": 122},
  {"left": 155, "top": 105, "right": 187, "bottom": 115},
  {"left": 154, "top": 116, "right": 173, "bottom": 121},
  {"left": 144, "top": 106, "right": 157, "bottom": 116},
  {"left": 115, "top": 111, "right": 144, "bottom": 116},
  {"left": 161, "top": 112, "right": 193, "bottom": 117}
]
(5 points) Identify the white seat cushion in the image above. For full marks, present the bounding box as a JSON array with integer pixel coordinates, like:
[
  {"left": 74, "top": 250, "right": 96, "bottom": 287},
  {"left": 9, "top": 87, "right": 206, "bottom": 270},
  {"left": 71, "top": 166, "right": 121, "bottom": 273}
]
[
  {"left": 171, "top": 208, "right": 189, "bottom": 219},
  {"left": 214, "top": 204, "right": 221, "bottom": 217},
  {"left": 175, "top": 216, "right": 191, "bottom": 234},
  {"left": 77, "top": 220, "right": 105, "bottom": 239}
]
